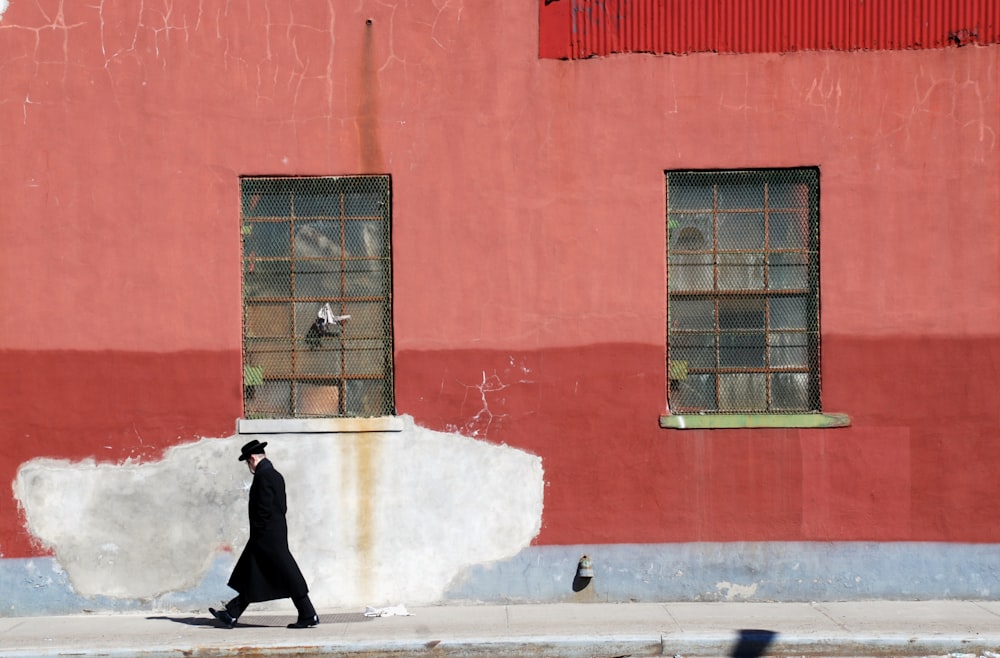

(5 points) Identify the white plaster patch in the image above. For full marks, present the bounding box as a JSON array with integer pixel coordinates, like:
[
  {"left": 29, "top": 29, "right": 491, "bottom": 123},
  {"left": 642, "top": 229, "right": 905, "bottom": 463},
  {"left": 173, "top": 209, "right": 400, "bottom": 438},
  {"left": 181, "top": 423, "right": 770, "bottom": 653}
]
[
  {"left": 14, "top": 439, "right": 244, "bottom": 599},
  {"left": 715, "top": 580, "right": 759, "bottom": 601},
  {"left": 0, "top": 1, "right": 8, "bottom": 22},
  {"left": 13, "top": 415, "right": 544, "bottom": 608}
]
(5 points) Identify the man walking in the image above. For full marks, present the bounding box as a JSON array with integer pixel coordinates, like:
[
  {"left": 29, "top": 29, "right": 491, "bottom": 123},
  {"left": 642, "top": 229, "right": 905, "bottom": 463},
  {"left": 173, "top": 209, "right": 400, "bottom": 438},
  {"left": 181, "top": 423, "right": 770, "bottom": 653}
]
[{"left": 210, "top": 439, "right": 320, "bottom": 629}]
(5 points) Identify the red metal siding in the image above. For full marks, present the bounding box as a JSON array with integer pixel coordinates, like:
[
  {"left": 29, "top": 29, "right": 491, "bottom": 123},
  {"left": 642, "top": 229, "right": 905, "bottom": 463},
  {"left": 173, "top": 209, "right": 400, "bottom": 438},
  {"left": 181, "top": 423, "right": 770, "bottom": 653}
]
[{"left": 540, "top": 0, "right": 1000, "bottom": 58}]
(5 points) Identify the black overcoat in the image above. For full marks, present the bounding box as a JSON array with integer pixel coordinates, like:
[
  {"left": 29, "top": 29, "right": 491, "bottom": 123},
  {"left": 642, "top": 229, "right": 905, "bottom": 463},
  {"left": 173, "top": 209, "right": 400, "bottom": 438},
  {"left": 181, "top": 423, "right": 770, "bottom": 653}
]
[{"left": 227, "top": 458, "right": 309, "bottom": 602}]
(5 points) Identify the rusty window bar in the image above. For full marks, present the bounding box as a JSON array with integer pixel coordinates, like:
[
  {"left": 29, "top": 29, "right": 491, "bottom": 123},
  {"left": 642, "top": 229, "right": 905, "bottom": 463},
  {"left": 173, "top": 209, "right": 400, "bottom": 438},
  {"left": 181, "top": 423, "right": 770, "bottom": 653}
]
[
  {"left": 241, "top": 176, "right": 394, "bottom": 419},
  {"left": 667, "top": 168, "right": 820, "bottom": 414}
]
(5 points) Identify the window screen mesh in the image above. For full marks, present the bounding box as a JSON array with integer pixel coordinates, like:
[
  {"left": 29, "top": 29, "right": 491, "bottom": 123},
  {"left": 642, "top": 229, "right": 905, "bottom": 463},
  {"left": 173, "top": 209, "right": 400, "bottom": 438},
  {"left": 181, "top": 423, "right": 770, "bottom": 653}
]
[
  {"left": 241, "top": 176, "right": 394, "bottom": 418},
  {"left": 667, "top": 169, "right": 820, "bottom": 413}
]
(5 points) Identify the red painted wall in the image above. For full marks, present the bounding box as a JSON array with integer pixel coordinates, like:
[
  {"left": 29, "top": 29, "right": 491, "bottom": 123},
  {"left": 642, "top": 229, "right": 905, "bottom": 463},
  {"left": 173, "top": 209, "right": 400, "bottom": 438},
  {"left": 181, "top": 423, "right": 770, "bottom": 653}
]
[{"left": 2, "top": 1, "right": 998, "bottom": 558}]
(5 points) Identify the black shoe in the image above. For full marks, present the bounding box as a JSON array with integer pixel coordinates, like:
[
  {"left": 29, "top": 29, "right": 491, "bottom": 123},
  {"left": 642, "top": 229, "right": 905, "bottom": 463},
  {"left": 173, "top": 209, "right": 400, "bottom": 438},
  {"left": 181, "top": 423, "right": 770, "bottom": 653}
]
[
  {"left": 209, "top": 607, "right": 237, "bottom": 629},
  {"left": 287, "top": 614, "right": 319, "bottom": 629}
]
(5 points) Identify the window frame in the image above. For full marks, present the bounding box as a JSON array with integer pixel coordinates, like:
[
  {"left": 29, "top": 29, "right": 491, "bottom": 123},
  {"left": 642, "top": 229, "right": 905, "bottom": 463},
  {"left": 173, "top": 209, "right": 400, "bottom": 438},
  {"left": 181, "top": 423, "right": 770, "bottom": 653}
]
[
  {"left": 240, "top": 175, "right": 395, "bottom": 420},
  {"left": 661, "top": 168, "right": 848, "bottom": 430}
]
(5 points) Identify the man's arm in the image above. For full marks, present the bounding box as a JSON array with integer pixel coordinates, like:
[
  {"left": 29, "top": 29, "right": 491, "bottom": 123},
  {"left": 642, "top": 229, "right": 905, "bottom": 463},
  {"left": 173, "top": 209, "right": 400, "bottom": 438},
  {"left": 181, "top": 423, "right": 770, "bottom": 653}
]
[{"left": 250, "top": 472, "right": 278, "bottom": 532}]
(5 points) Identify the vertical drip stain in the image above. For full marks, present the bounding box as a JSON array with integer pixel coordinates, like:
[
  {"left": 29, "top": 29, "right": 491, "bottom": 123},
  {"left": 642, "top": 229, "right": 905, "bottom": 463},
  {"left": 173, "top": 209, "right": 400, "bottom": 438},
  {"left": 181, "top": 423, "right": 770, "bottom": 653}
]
[
  {"left": 358, "top": 21, "right": 384, "bottom": 172},
  {"left": 355, "top": 436, "right": 378, "bottom": 598}
]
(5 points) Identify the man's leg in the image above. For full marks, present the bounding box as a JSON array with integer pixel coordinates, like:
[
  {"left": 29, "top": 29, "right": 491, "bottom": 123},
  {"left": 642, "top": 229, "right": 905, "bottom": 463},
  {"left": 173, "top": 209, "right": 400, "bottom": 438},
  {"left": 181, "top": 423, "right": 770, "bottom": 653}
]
[
  {"left": 287, "top": 594, "right": 319, "bottom": 628},
  {"left": 209, "top": 593, "right": 249, "bottom": 628},
  {"left": 225, "top": 593, "right": 251, "bottom": 620}
]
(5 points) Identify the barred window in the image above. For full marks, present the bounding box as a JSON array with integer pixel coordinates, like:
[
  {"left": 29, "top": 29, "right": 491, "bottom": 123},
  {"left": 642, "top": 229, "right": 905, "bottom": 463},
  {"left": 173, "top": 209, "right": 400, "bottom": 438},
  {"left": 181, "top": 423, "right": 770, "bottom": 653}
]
[
  {"left": 667, "top": 169, "right": 820, "bottom": 414},
  {"left": 241, "top": 176, "right": 394, "bottom": 418}
]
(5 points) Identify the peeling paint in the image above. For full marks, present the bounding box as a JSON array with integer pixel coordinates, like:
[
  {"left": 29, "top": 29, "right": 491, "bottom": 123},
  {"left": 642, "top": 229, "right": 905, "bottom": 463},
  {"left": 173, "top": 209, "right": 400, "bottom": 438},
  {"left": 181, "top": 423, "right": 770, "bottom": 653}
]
[
  {"left": 716, "top": 580, "right": 759, "bottom": 601},
  {"left": 13, "top": 416, "right": 544, "bottom": 608}
]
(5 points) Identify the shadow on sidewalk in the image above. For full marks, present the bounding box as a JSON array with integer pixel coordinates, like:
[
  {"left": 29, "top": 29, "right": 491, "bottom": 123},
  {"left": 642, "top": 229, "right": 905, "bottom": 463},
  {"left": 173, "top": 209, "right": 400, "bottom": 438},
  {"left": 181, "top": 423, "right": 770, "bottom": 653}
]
[{"left": 148, "top": 613, "right": 373, "bottom": 629}]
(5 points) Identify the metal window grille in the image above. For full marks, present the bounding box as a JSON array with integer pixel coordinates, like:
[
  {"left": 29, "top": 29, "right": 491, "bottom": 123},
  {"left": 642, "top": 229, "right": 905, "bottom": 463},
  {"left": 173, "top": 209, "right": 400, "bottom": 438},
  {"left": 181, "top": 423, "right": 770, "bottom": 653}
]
[
  {"left": 241, "top": 176, "right": 394, "bottom": 418},
  {"left": 666, "top": 168, "right": 820, "bottom": 413}
]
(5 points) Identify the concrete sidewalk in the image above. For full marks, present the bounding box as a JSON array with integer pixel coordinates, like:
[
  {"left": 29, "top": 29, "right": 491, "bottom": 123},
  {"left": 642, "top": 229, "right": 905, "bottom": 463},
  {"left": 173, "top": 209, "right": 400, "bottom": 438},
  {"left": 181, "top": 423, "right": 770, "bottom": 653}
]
[{"left": 2, "top": 600, "right": 1000, "bottom": 658}]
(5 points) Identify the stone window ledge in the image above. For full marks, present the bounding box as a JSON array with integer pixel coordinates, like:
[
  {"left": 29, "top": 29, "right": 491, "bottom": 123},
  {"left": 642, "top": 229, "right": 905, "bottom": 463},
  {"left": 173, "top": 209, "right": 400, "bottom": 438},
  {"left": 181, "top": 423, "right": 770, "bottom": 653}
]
[
  {"left": 660, "top": 413, "right": 850, "bottom": 430},
  {"left": 238, "top": 416, "right": 404, "bottom": 435}
]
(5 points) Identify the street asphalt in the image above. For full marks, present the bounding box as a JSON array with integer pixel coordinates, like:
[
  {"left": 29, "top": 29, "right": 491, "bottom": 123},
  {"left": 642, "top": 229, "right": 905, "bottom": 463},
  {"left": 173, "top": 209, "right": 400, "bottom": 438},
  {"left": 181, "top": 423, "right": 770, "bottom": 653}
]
[{"left": 1, "top": 600, "right": 1000, "bottom": 658}]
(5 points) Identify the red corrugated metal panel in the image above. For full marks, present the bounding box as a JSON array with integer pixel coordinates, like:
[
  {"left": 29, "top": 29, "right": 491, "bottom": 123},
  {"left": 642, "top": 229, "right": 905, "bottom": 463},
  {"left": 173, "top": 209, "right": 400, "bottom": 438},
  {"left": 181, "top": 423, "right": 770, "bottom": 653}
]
[{"left": 539, "top": 0, "right": 1000, "bottom": 58}]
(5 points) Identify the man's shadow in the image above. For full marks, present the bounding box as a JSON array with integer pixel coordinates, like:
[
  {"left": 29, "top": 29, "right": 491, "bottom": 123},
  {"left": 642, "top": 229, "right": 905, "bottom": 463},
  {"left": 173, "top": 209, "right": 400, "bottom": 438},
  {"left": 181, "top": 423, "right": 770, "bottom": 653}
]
[{"left": 148, "top": 613, "right": 372, "bottom": 629}]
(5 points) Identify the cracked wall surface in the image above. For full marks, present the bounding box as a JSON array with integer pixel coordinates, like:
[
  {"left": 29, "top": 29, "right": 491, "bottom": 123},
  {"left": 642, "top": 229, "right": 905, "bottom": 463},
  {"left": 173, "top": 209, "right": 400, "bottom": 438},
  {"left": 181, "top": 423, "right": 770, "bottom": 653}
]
[
  {"left": 13, "top": 416, "right": 543, "bottom": 607},
  {"left": 2, "top": 0, "right": 1000, "bottom": 615}
]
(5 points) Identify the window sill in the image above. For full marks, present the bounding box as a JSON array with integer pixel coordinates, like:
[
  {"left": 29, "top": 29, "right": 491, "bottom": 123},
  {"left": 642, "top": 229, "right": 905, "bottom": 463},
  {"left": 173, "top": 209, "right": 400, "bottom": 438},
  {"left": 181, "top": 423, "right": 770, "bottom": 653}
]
[
  {"left": 659, "top": 412, "right": 851, "bottom": 430},
  {"left": 238, "top": 416, "right": 404, "bottom": 435}
]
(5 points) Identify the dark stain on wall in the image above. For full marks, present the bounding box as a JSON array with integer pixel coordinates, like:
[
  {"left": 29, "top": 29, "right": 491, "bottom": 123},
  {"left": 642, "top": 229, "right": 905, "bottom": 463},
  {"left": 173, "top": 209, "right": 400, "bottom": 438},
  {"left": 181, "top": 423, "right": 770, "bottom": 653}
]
[{"left": 358, "top": 19, "right": 384, "bottom": 173}]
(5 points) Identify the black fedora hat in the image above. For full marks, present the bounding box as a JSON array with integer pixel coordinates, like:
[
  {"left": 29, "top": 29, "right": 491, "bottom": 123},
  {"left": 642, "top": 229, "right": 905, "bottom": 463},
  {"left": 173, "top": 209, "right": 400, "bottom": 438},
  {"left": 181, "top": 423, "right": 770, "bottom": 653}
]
[{"left": 239, "top": 439, "right": 268, "bottom": 461}]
